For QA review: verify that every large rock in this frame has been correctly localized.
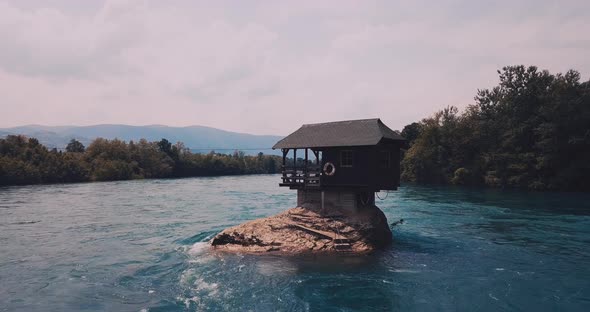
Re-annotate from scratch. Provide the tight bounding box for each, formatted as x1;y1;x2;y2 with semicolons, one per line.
210;204;392;254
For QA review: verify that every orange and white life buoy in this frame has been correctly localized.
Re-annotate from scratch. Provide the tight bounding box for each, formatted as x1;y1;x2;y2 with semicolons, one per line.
323;162;336;176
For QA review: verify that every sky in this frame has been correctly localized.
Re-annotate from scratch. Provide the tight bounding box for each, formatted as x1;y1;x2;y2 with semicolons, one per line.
0;0;589;135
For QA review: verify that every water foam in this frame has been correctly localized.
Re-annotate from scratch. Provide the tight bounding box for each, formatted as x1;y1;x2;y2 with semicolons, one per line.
179;269;220;296
185;242;216;264
390;269;420;273
187;242;210;256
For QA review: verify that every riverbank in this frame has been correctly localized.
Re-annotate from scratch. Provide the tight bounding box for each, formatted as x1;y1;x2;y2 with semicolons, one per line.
0;135;281;186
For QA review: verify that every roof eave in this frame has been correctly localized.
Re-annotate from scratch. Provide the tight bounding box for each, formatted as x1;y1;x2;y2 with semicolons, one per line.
272;140;383;150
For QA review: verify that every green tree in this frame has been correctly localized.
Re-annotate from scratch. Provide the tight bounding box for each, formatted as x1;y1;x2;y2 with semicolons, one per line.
401;122;422;146
401;65;590;191
66;139;85;153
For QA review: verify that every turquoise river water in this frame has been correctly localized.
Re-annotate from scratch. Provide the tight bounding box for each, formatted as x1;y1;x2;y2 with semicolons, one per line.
1;174;589;311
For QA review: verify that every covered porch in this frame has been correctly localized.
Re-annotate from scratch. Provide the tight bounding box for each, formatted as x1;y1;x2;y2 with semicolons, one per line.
279;148;323;189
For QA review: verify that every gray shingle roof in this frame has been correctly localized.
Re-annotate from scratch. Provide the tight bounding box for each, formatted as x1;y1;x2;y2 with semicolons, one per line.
272;118;406;149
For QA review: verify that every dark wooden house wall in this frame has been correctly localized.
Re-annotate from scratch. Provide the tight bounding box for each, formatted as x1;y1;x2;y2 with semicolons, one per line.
318;142;401;191
373;142;401;190
320;147;371;189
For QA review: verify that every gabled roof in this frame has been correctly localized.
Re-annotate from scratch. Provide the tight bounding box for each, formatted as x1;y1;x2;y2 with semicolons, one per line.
272;118;406;149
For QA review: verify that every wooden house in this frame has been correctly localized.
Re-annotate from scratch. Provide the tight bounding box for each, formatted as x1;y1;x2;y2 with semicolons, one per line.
272;118;406;212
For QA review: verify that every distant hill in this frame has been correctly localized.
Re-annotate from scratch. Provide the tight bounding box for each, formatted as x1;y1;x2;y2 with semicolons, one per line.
0;124;283;155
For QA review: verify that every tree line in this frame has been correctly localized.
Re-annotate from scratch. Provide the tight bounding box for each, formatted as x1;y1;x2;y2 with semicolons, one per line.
400;65;590;191
0;136;281;186
3;65;588;191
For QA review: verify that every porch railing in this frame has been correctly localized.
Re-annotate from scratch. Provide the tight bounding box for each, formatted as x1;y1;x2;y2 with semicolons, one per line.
281;165;321;187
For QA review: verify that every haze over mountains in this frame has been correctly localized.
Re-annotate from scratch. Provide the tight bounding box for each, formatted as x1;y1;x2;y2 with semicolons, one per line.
0;124;283;155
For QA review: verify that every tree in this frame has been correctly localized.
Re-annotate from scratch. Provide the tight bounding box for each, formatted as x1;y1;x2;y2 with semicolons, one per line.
401;65;590;191
66;139;85;153
0;135;286;186
400;122;422;146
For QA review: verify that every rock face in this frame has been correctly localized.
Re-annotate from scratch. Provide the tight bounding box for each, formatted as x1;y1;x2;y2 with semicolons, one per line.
210;204;392;254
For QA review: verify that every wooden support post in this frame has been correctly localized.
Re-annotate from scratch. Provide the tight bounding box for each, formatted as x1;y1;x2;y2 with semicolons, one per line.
304;148;308;185
318;151;322;186
282;149;287;167
293;149;297;183
282;149;288;182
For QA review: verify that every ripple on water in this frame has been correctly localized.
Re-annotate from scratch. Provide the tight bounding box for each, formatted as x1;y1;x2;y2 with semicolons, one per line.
1;175;590;311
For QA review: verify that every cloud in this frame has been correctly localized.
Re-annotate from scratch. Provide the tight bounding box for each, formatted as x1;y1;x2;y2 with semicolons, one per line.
0;1;138;80
0;0;589;135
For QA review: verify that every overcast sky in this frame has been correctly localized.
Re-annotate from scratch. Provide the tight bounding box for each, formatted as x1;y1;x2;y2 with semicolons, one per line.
1;0;589;135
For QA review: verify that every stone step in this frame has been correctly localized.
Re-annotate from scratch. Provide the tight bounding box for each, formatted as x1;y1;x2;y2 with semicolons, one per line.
334;243;351;250
333;238;351;244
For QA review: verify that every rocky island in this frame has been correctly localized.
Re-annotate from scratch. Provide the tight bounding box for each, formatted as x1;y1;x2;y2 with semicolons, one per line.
210;203;392;254
211;118;406;255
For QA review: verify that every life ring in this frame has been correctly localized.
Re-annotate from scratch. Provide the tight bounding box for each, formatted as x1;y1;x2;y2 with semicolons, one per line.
323;162;336;176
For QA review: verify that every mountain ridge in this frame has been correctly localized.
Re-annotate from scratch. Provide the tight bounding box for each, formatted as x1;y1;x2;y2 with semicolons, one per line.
0;124;283;155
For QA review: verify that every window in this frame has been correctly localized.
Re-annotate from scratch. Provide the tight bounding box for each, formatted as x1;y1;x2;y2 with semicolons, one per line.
340;150;354;167
380;151;391;168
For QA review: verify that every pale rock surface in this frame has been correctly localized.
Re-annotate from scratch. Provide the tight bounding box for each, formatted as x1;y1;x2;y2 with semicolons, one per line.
210;204;392;254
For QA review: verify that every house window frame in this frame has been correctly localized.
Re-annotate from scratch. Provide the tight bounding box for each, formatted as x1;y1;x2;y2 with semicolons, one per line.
380;150;391;169
340;150;354;168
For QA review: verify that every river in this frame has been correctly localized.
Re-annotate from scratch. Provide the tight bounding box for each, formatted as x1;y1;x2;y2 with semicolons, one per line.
1;175;589;311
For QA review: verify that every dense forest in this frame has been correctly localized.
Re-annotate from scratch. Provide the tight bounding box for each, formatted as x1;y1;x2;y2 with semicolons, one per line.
0;136;280;186
400;65;590;191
